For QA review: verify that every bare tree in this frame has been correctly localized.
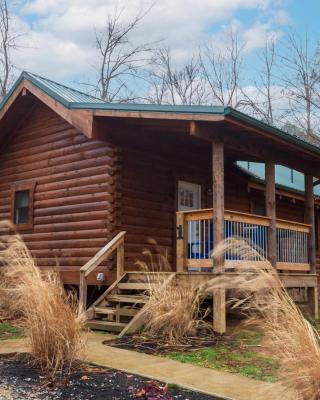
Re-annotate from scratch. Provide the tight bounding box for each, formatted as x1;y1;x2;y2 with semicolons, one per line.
146;47;208;105
280;30;320;139
0;0;18;99
199;29;243;107
94;8;152;102
240;38;279;125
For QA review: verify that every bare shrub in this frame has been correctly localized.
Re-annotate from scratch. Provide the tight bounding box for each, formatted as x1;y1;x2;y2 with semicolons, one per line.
204;238;320;400
0;222;86;381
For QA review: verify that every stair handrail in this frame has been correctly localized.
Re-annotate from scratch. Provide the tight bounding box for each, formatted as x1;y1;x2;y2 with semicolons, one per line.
79;231;126;313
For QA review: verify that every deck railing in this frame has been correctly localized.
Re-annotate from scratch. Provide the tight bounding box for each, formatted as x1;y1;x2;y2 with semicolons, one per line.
176;209;311;272
276;220;309;270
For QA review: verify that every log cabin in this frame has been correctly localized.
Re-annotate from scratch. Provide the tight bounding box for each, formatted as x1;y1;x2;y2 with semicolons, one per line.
0;71;320;335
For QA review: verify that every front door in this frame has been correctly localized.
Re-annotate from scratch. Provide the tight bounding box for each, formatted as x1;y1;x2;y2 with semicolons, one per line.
177;181;203;270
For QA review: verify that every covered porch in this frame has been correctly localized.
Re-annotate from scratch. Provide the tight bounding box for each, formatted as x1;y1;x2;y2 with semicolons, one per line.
174;128;319;334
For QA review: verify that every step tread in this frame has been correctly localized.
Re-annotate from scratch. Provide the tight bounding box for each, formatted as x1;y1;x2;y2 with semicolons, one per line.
107;294;149;304
86;319;126;332
94;306;139;317
118;282;157;290
87;319;126;327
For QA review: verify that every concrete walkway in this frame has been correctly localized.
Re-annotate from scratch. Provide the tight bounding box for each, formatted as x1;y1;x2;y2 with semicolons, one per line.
0;333;296;400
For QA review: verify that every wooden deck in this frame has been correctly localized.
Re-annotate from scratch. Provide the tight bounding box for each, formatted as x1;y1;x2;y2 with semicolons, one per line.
79;231;318;335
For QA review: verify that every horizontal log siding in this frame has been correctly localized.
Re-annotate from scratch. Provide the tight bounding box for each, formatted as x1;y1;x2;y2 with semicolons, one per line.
117;130;250;271
0;103;117;284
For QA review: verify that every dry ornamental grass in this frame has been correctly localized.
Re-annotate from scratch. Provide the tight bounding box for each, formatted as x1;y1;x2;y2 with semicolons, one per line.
138;237;320;399
135;244;212;345
0;221;86;381
204;237;320;400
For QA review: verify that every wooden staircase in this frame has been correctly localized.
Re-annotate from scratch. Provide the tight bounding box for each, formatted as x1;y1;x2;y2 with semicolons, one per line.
85;272;174;337
78;230;176;337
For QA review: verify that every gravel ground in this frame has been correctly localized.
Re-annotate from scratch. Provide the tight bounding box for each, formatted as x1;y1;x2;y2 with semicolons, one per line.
0;354;221;400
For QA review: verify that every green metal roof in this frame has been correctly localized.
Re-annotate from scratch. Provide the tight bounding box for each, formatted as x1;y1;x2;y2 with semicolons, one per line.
237;161;320;196
0;71;105;109
2;71;320;160
27;72;105;104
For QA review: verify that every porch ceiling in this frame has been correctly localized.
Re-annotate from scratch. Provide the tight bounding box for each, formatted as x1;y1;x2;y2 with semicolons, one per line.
92;115;320;178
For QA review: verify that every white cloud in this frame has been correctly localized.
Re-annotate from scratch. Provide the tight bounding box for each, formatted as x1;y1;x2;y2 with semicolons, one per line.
243;22;282;53
11;0;290;84
13;31;94;79
270;9;292;26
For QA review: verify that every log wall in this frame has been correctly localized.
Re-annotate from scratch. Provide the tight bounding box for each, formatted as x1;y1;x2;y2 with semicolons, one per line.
116;130;250;271
0;102;118;284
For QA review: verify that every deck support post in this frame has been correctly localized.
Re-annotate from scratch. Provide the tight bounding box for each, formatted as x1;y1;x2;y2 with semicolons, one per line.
79;271;87;314
212;139;226;334
265;161;276;267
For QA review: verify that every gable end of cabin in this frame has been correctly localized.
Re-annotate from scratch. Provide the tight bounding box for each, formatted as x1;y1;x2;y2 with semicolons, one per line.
0;101;119;285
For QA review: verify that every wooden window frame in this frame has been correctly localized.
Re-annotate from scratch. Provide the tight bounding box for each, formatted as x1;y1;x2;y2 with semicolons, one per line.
10;182;36;230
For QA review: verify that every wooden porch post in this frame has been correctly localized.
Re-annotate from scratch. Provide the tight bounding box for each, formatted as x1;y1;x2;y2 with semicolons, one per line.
265;161;276;267
212;139;226;334
305;174;316;273
176;212;187;272
305;174;318;318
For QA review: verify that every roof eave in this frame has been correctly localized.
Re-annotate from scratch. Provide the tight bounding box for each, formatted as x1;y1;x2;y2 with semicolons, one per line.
225;107;320;158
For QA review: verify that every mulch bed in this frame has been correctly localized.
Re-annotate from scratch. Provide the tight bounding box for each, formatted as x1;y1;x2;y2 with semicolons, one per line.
0;354;220;400
106;334;223;355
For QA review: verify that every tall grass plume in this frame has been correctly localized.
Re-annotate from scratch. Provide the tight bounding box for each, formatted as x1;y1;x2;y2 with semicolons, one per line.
136;244;210;345
203;237;320;400
0;221;86;381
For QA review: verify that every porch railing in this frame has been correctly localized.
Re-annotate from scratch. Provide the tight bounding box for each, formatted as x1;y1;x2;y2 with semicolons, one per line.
176;209;311;272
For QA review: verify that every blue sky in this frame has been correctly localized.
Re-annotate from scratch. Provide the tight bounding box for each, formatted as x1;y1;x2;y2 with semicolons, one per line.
289;1;320;35
10;0;320;89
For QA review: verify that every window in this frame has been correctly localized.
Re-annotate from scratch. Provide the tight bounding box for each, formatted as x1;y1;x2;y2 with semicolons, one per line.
252;202;266;216
177;181;201;211
11;182;36;230
14;190;29;224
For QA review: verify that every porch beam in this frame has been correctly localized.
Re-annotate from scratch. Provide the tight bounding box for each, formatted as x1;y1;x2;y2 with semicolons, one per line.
265;161;276;267
189;121;320;178
305;174;316;273
212;139;226;334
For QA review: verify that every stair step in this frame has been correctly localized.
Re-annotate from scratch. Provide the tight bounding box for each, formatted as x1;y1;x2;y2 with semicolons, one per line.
94;306;139;317
107;295;148;304
86;320;126;332
118;282;157;290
